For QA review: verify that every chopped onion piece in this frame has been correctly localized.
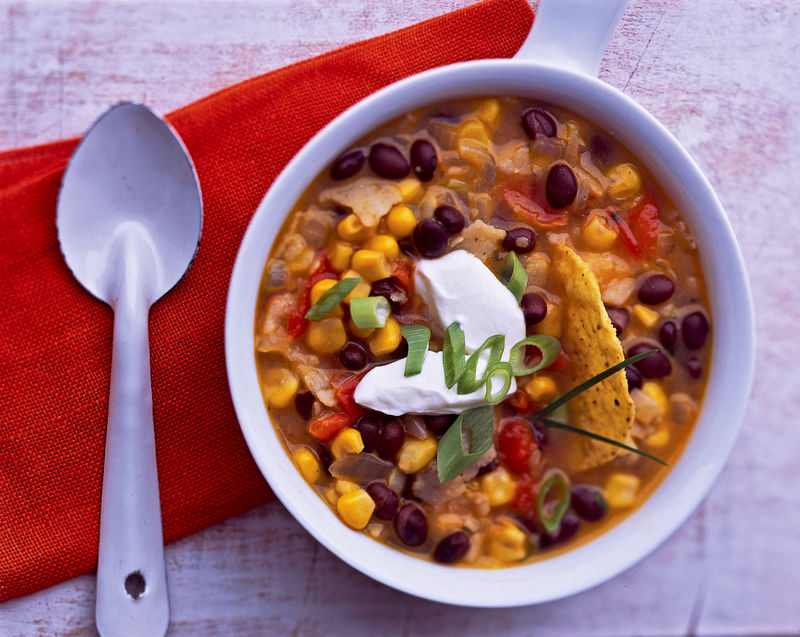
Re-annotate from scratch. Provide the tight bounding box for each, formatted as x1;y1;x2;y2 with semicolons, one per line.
329;453;394;482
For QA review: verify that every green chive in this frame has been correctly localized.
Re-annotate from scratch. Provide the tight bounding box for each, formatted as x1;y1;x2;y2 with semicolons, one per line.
457;334;505;395
305;277;362;319
350;296;390;329
484;362;513;403
539;418;668;466
500;251;527;303
442;322;466;389
536;470;571;534
400;324;430;377
508;334;561;376
536;349;658;418
436;406;494;482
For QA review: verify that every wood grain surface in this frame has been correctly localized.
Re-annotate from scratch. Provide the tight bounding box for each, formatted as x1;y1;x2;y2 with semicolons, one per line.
2;1;799;635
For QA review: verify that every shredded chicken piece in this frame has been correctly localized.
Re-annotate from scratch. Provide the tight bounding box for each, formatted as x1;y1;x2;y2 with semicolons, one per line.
520;252;551;287
413;462;466;506
497;142;534;176
318;179;401;227
459;220;505;264
578;251;633;289
601;277;635;306
293;206;332;249
461;445;497;482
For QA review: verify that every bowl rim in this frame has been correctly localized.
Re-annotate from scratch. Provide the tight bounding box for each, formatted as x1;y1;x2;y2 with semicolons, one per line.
225;58;755;607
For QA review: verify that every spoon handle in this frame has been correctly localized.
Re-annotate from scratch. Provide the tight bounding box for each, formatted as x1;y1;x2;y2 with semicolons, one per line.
96;286;169;637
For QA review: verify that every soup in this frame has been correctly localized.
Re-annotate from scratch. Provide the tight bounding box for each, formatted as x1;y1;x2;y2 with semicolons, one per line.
253;96;710;567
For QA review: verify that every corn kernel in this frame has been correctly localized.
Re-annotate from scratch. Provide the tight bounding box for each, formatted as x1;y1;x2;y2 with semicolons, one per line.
642;382;670;419
524;375;558;404
340;269;372;304
329;241;354;272
325;487;339;505
368;316;402;357
335;479;359;495
535;302;562;338
293;447;321;483
644;427;670;448
365;234;400;262
632;304;660;328
348;316;375;339
457;119;490;146
397;177;423;203
305;317;347;354
476;98;501;128
397;438;438;474
286;247;315;274
337;213;375;243
607;163;642;200
351;249;391;282
487;519;528;562
330;427;365;459
386;205;417;239
309;278;344;318
337;488;376;530
480;466;515;506
605;473;641;508
582;215;618;250
263;367;299;409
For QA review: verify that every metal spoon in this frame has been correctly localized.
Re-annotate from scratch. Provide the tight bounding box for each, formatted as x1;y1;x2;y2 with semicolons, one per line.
57;102;202;637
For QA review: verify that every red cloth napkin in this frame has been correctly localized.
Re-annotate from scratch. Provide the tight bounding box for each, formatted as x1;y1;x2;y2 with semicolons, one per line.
0;0;533;602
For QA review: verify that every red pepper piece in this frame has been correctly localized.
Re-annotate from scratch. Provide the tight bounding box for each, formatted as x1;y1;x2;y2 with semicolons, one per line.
287;252;336;340
504;390;533;415
628;196;660;257
503;190;569;228
497;417;538;474
308;413;351;443
550;349;569;371
604;207;642;259
512;471;537;514
391;257;415;295
334;374;365;423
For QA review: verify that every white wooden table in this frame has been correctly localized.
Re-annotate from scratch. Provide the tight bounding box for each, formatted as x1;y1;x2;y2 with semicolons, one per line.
2;1;799;635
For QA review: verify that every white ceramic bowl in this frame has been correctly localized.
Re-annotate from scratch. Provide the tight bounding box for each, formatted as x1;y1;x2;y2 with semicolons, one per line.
225;0;754;606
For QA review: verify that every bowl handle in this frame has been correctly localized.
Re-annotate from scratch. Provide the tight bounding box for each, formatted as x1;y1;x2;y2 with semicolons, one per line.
515;0;629;77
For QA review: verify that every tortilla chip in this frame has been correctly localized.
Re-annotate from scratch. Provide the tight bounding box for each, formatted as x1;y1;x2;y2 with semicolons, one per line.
319;178;402;227
551;244;634;470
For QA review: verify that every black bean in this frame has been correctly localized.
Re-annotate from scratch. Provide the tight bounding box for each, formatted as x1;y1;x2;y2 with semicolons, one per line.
433;205;465;234
410;139;438;182
399;240;417;257
475;458;500;477
389;339;408;360
521;293;548;326
402;473;417;501
370;277;408;311
412;218;449;258
521;107;556;139
571;485;607;522
589;134;612;164
369;143;410;179
626;366;643;390
377;419;405;459
355;416;382;453
531;421;548;448
503;227;537;253
434;531;471;564
294;391;314;420
339;342;367;370
658;320;678;350
366;482;399;520
315;445;332;472
686;357;703;379
545;164;578;209
628;343;672;379
541;513;580;548
682;312;710;350
394;504;428;547
424;414;457;436
637;274;675;305
606;306;629;335
330;149;365;181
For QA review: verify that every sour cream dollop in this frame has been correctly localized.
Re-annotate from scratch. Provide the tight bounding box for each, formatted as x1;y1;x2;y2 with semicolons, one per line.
354;250;526;415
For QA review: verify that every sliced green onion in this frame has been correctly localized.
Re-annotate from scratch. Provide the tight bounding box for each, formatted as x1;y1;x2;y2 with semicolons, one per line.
547;397;569;424
484;362;513;403
350;296;390;329
305;277;361;319
457;334;505;395
536;470;571;534
536;349;658;418
539;418;668;466
500;251;527;303
508;334;561;376
443;322;466;388
436;406;494;482
400;324;430;377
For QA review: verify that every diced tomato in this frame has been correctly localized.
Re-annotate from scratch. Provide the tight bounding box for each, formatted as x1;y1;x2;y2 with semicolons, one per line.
628;196;660;257
512;472;537;514
503;190;568;228
308;413;351;443
497;418;538;474
505;390;533;415
334;374;365;422
604;207;642;259
287;252;336;340
550;349;569;371
391;257;414;294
